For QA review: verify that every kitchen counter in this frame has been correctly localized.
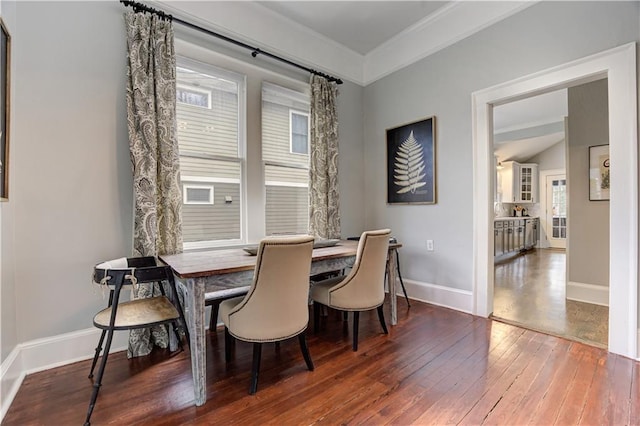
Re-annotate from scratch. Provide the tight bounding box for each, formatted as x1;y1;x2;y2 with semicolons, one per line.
494;216;538;221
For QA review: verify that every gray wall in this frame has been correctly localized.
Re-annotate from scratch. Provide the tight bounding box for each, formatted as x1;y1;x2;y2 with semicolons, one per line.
527;140;566;172
2;1;364;349
567;79;610;287
0;0;17;365
362;1;639;291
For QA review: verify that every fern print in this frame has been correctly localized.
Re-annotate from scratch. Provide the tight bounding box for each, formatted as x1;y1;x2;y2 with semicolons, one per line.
393;130;427;194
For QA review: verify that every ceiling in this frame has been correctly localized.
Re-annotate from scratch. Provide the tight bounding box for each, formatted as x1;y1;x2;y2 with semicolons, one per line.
493;89;568;163
256;1;564;161
257;1;449;55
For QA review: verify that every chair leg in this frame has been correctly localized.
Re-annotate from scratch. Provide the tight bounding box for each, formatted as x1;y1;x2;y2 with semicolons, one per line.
249;343;262;395
84;328;115;426
396;252;411;307
377;305;389;334
209;302;220;331
88;330;107;379
224;327;234;363
298;333;314;371
352;311;359;351
313;302;321;333
343;311;348;321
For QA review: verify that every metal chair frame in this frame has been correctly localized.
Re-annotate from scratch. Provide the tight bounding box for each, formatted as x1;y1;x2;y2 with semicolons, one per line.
84;257;189;426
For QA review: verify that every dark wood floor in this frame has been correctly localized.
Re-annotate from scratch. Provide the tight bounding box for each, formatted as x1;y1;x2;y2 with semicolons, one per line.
4;299;639;425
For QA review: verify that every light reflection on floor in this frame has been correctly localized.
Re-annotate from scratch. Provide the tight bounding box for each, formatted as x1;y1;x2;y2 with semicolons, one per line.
493;248;608;348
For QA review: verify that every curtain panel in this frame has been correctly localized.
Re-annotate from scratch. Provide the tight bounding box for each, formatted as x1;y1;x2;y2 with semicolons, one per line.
125;11;183;357
309;75;340;239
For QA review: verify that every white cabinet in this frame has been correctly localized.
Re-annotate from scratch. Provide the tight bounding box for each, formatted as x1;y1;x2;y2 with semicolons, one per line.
498;161;538;203
518;163;538;203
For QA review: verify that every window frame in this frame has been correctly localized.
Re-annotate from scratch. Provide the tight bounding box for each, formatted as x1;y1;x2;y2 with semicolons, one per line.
176;56;247;250
183;183;214;205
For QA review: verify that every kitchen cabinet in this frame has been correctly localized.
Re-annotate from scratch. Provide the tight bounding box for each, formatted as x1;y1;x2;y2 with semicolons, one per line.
524;218;539;249
498;161;538;203
494;221;504;256
495;218;538;258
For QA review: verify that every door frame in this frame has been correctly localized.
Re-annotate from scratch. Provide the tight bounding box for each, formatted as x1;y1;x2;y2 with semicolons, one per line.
472;43;638;359
540;169;567;249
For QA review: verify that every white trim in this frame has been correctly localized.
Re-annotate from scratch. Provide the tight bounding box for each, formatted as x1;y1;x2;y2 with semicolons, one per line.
1;347;24;423
472;43;638;359
265;180;308;188
402;278;473;314
0;328;128;421
566;281;609;307
181;175;240;185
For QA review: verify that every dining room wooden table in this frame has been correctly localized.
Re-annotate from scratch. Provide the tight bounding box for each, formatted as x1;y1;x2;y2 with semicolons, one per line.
160;239;402;406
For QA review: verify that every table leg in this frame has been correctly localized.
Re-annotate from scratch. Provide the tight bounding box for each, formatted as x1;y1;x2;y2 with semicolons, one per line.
183;277;207;406
388;249;398;325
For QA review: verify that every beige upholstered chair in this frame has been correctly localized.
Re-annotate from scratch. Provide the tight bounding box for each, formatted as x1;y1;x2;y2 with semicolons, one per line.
219;235;315;394
310;229;391;351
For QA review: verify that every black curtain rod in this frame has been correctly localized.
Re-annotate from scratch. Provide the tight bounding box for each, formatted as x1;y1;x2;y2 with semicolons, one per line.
120;0;343;84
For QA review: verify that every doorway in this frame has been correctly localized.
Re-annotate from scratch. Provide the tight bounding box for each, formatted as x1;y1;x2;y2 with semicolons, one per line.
472;43;638;359
543;172;567;249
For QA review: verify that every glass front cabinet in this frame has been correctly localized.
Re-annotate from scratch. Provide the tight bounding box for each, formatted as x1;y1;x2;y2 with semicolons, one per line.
499;161;538;203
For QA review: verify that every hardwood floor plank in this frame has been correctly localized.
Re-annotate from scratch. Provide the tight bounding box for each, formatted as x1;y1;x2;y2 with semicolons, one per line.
553;346;601;425
454;329;548;424
2;300;638;426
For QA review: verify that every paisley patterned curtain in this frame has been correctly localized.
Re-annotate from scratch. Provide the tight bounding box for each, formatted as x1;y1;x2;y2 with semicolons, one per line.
125;11;183;357
309;75;340;239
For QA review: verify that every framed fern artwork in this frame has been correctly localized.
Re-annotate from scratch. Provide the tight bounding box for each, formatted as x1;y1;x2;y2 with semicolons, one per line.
386;117;436;204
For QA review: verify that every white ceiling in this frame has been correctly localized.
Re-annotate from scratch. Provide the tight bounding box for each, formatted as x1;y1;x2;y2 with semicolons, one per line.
257;1;449;55
493;89;568;162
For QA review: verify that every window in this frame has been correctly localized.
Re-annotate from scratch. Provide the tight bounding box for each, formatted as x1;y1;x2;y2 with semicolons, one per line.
177;84;211;109
290;111;309;154
183;184;214;205
176;58;245;248
262;82;310;235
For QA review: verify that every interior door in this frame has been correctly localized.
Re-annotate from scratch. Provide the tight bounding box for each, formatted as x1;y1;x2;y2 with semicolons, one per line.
545;174;567;249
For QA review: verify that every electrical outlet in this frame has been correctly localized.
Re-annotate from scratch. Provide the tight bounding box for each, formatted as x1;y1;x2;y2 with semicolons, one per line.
427;240;434;251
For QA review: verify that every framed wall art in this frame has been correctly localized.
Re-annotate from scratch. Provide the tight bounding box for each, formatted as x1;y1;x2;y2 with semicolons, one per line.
589;144;609;201
386;116;436;204
0;18;10;201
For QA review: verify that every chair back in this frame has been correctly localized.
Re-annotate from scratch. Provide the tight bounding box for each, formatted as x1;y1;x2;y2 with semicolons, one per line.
225;235;315;341
328;229;391;309
93;256;173;289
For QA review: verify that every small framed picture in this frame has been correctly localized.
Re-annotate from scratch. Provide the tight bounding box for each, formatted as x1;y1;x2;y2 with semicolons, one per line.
589;144;609;201
386;117;436;204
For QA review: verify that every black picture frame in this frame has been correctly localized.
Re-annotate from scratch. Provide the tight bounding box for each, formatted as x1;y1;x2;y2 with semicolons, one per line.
589;144;609;201
386;116;436;204
0;18;10;201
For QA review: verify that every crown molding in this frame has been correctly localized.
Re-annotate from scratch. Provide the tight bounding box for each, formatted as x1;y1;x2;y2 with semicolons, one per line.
157;1;537;87
363;1;537;85
157;1;364;84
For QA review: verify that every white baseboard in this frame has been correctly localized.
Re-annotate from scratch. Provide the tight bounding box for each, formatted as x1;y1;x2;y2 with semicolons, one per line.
0;328;128;422
400;278;473;314
566;281;609;306
1;346;24;422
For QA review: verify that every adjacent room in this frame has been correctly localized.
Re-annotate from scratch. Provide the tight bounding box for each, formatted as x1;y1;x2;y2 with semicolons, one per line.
1;1;639;424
